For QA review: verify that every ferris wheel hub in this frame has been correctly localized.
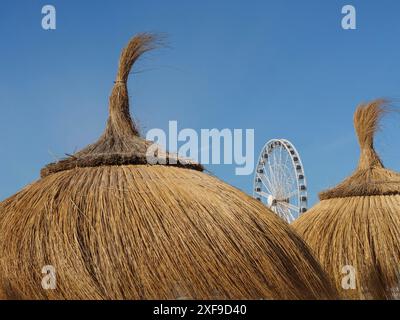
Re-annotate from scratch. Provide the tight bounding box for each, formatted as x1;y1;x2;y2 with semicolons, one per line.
267;195;276;207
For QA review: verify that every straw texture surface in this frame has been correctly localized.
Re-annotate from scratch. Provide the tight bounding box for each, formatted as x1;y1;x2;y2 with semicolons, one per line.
0;165;337;299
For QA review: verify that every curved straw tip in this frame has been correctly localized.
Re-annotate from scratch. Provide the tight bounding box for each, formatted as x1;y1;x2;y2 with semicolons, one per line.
126;32;166;52
354;98;391;146
355;98;390;117
116;32;166;83
133;31;167;43
352;98;393;170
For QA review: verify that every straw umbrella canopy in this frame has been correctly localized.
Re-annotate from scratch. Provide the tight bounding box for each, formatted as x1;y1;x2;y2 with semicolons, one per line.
0;34;337;300
293;99;400;299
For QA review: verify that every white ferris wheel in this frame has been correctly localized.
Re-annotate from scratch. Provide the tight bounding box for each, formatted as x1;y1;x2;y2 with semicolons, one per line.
253;139;308;223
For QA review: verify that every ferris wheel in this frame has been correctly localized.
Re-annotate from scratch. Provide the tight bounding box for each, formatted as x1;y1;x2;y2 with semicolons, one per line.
253;139;308;223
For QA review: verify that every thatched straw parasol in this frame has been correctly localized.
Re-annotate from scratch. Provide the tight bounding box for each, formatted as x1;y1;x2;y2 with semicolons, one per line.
293;99;400;299
0;33;337;300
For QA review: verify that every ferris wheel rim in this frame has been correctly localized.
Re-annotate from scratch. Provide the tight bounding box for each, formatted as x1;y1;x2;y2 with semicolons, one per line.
253;138;308;223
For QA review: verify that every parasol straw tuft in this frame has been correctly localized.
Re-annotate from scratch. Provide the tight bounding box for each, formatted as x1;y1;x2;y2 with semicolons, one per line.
319;99;399;200
0;33;337;300
41;33;202;177
354;98;387;169
293;99;400;299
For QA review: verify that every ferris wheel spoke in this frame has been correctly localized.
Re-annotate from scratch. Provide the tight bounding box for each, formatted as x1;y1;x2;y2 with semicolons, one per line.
276;147;283;187
283;164;296;183
277;175;291;198
272;163;283;196
257;173;274;195
280;201;300;212
287;209;296;222
268;152;277;186
286;211;296;223
278;152;285;188
276;149;284;187
254;190;271;199
274;205;284;219
273;149;281;187
281;169;296;196
283;150;290;170
276;169;284;196
279;160;293;195
277;205;292;222
278;204;294;220
285;190;300;199
263;163;276;193
262;164;276;194
277;181;287;199
266;161;278;194
280;148;288;187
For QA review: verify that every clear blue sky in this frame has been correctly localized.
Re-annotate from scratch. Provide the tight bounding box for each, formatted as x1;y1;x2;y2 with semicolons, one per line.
1;0;399;205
